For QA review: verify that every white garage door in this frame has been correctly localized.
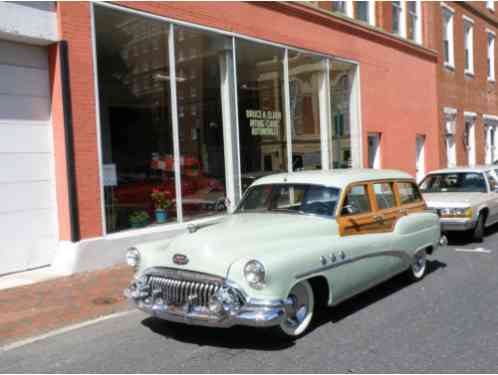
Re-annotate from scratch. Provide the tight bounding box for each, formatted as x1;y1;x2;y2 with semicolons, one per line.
0;40;58;275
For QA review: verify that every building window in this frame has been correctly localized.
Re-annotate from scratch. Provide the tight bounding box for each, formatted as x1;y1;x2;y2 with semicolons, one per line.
464;114;476;166
442;6;455;68
392;1;405;37
487;0;495;11
331;1;353;17
463;18;474;75
487;31;496;81
444;109;457;167
407;1;422;44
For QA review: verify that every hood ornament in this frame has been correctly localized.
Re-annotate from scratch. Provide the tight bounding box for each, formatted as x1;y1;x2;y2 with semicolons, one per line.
173;253;189;265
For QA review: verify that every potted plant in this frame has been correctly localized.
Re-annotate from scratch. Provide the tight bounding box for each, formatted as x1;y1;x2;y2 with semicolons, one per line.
128;210;150;228
151;188;173;223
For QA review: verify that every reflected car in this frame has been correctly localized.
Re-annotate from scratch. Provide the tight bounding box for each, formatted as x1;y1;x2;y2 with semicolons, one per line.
125;169;441;338
420;166;498;242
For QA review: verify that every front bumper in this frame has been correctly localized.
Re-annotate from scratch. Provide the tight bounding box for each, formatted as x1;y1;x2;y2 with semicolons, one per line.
124;282;287;328
440;217;476;232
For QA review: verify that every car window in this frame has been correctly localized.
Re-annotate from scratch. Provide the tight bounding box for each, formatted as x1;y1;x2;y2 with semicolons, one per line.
420;173;487;193
341;185;371;216
273;185;306;210
373;182;396;210
397;182;423;205
486;171;498;191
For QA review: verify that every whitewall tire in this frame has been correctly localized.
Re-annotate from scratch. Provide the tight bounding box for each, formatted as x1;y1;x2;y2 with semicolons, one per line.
274;280;315;339
408;249;427;281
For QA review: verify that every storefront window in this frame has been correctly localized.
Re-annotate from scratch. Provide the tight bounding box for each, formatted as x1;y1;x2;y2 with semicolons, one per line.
174;26;231;220
288;51;324;171
330;60;355;169
236;40;287;191
94;6;177;233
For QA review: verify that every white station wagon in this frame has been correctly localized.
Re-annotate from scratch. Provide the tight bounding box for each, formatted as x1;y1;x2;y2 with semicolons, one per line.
125;169;441;338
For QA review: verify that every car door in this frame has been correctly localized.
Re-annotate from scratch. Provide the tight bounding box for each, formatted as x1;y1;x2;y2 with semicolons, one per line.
332;181;399;300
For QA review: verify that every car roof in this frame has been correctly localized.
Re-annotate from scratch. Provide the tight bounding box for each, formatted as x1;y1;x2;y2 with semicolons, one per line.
251;169;414;189
427;165;498;174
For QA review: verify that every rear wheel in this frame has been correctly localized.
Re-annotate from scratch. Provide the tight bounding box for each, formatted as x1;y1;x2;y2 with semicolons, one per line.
407;249;427;281
272;280;314;339
472;213;485;243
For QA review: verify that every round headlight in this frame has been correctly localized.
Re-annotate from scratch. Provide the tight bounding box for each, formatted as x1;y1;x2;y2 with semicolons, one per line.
243;260;266;289
126;247;140;268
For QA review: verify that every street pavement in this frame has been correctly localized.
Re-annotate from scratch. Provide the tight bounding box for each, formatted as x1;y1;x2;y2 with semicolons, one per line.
1;228;498;372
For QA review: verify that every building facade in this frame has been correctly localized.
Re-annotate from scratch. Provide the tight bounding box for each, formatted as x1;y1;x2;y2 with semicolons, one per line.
0;1;493;276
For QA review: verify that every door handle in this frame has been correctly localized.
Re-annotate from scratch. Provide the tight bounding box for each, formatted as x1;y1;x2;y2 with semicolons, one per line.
373;215;384;223
399;209;408;215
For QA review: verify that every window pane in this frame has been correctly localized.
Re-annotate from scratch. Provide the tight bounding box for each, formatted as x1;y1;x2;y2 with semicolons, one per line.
373;183;396;209
397;182;422;205
392;2;401;34
236;40;287;191
288;51;324;171
174;26;230;221
331;1;346;13
355;1;369;22
330;60;354;168
94;6;177;233
342;185;371;215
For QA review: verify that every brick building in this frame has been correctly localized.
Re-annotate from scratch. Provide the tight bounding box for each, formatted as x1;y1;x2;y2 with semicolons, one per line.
0;1;495;276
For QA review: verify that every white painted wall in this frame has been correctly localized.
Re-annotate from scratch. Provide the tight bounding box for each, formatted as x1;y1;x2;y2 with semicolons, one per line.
0;2;58;45
0;40;58;275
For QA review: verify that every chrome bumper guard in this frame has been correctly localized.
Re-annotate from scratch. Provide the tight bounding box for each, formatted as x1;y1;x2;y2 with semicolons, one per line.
124;274;287;328
440;218;476;232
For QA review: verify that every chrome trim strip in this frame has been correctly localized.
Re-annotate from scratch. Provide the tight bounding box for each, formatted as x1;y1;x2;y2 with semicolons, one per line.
294;250;411;279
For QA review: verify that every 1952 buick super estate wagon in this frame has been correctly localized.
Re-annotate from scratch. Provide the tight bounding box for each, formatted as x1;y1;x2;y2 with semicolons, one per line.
125;169;441;338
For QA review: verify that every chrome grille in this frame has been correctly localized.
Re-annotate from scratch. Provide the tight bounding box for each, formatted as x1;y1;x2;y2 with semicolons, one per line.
148;275;222;307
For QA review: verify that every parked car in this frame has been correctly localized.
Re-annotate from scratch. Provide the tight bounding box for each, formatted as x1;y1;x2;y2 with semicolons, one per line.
420;166;498;242
125;169;441;338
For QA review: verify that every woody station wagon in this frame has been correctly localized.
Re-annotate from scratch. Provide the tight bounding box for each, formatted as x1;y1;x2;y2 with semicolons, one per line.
125;169;441;338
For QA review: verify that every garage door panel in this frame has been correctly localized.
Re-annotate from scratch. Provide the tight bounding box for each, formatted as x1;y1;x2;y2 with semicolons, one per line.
0;65;49;97
0;123;52;153
0;153;54;183
0;209;57;273
0;40;48;69
0;94;49;121
0;181;56;214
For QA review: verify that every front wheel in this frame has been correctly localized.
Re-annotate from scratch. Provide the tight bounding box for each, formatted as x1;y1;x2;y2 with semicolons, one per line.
472;214;485;243
272;280;315;339
407;249;427;282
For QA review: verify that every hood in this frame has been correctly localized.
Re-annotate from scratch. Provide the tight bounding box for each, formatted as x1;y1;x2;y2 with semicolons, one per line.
423;192;487;207
137;213;337;277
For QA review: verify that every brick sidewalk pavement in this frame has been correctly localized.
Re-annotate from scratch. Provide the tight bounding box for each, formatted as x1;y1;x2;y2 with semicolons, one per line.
0;265;134;347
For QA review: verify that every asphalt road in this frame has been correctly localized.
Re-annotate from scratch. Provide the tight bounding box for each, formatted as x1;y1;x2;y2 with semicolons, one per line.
2;228;498;372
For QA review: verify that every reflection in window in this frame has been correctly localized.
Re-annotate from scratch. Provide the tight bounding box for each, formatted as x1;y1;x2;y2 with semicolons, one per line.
330;60;354;169
236;40;287;191
288;52;324;171
174;25;230;221
397;182;422;204
342;185;371;215
373;183;396;209
95;6;176;232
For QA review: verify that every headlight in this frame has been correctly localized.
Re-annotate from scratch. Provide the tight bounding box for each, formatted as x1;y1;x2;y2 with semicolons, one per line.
126;247;140;268
243;260;266;289
440;207;473;218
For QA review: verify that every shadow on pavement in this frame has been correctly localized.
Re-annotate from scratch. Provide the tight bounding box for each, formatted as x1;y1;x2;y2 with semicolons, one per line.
445;222;498;246
141;259;446;348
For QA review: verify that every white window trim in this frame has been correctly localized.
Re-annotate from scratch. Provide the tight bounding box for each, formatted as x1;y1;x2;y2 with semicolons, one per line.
368;1;376;27
444;109;457;168
463;16;474;76
392;1;407;38
487;29;496;82
345;1;353;18
408;0;423;44
464;112;477;166
441;4;455;69
487;0;495;11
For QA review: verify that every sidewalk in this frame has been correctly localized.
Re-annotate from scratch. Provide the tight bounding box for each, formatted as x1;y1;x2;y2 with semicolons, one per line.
0;265;134;347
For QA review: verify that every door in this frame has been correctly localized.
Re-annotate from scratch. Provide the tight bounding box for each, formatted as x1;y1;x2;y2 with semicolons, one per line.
465;119;476;166
484;171;498;224
333;182;397;300
416;135;425;183
0;41;58;275
368;133;381;169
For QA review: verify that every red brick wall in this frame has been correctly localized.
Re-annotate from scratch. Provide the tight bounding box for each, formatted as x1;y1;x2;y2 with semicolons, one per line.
429;1;498;167
53;2;103;239
53;1;440;239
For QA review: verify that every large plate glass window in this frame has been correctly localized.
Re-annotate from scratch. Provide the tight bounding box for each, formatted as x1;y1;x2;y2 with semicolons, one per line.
329;60;355;169
94;6;177;232
288;51;325;171
235;40;286;192
174;25;231;221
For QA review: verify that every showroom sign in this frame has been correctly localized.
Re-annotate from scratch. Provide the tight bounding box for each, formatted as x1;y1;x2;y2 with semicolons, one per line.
246;109;282;136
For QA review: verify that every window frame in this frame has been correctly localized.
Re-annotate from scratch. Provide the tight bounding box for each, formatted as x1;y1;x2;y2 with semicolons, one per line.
487;30;496;82
392;1;406;38
463;16;474;76
407;1;422;44
441;4;455;69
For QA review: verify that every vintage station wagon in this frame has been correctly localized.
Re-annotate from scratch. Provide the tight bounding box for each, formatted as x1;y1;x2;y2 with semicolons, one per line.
125;169;441;338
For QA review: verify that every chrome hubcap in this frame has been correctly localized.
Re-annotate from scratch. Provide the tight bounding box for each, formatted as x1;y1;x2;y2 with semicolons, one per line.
285;284;309;328
413;252;426;275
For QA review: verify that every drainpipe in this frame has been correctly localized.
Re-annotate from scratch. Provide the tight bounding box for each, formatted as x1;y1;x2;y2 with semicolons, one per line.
59;40;80;242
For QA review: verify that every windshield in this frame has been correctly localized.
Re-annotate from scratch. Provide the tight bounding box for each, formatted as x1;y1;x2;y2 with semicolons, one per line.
420;172;487;193
236;184;341;218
